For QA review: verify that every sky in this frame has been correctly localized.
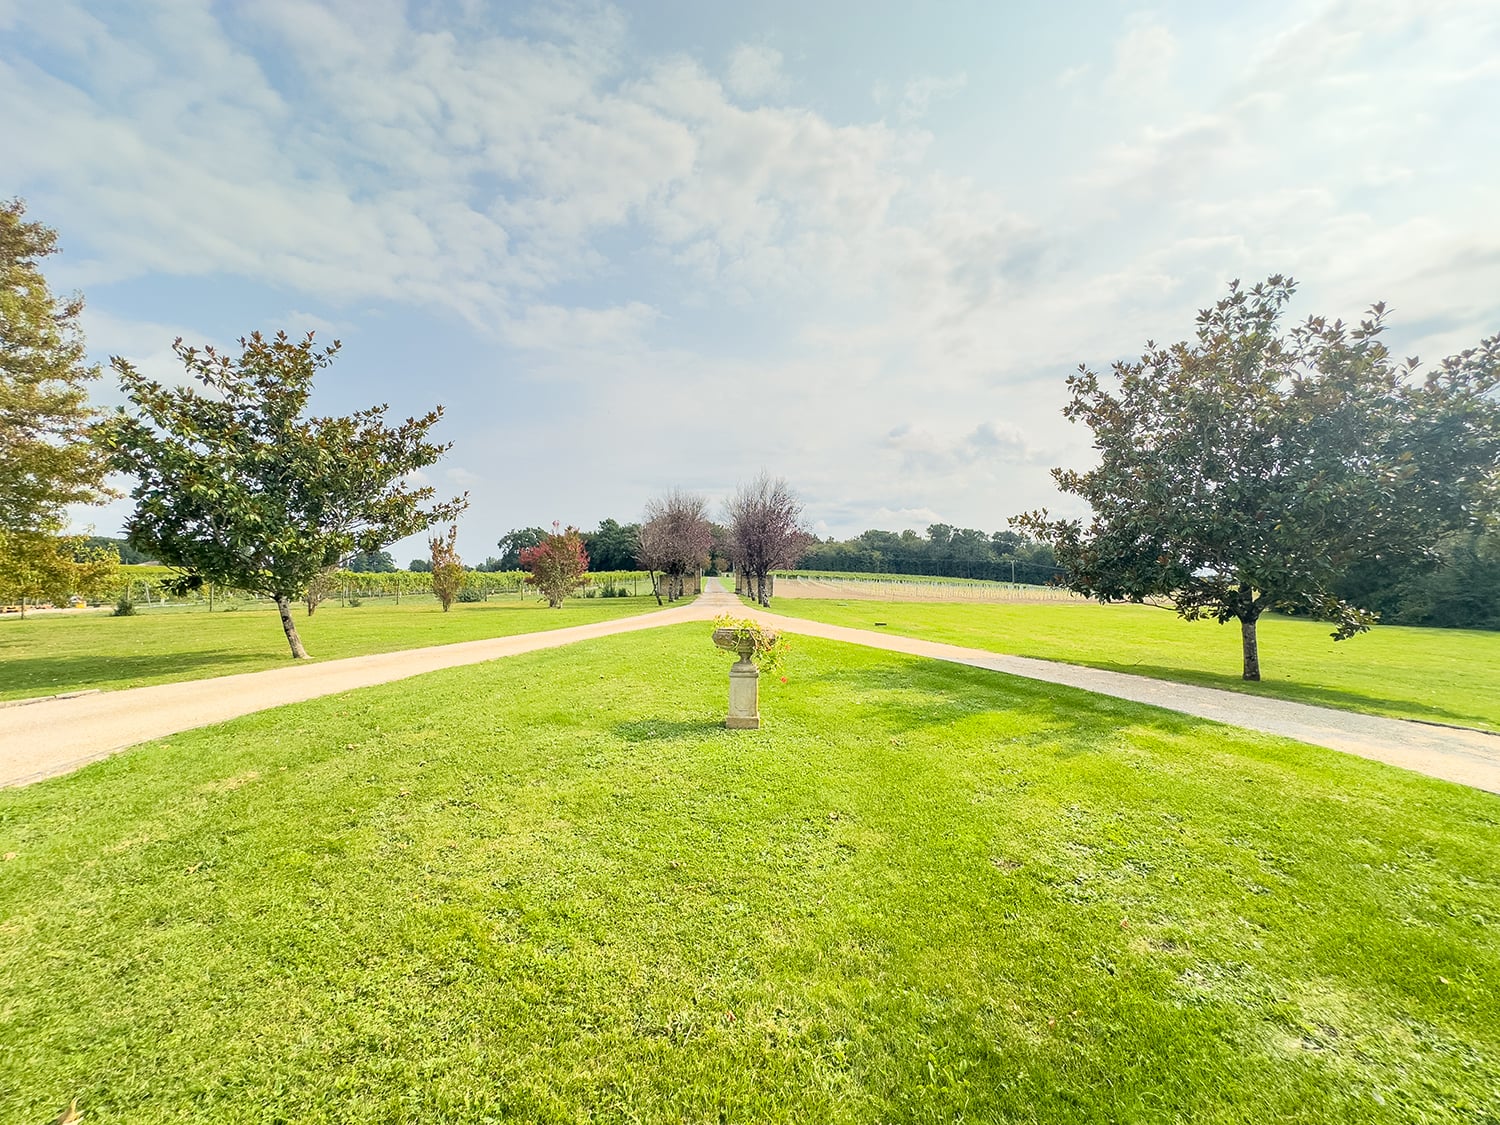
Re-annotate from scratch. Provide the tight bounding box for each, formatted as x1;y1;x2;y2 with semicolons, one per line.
5;0;1499;565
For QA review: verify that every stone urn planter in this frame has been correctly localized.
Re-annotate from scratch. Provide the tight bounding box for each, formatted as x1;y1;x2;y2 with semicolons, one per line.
711;625;777;729
712;626;760;664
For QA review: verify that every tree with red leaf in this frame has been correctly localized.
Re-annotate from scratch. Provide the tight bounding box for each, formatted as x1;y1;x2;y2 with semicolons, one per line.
520;522;590;608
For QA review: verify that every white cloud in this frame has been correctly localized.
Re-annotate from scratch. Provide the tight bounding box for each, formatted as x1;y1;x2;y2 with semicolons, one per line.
897;72;967;121
724;43;786;100
8;1;1499;546
1106;22;1177;97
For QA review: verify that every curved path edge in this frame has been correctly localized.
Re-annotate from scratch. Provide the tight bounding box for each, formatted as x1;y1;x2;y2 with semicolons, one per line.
3;581;1497;795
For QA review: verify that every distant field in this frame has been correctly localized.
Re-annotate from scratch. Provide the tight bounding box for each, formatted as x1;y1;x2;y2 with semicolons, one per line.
67;565;656;611
2;628;1495;1122
775;569;1051;587
772;572;1078;603
0;597;667;702
757;598;1500;732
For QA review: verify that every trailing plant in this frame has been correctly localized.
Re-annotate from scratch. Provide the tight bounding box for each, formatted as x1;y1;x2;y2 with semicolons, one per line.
712;613;790;676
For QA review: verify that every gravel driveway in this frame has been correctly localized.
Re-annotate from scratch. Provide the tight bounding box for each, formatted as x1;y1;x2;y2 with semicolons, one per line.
3;580;1496;794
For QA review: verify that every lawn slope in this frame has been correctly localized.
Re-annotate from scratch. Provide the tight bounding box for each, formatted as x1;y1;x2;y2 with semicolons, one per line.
1;626;1495;1122
757;598;1500;731
0;597;668;701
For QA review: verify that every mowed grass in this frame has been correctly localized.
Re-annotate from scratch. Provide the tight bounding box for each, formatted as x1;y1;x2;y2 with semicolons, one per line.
2;626;1496;1123
758;598;1500;732
0;597;668;701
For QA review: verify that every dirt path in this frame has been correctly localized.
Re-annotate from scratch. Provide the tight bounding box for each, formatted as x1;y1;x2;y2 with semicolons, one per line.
3;578;1497;795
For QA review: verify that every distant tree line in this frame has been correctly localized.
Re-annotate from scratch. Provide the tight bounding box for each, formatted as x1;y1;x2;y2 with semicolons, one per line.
1333;529;1500;631
798;525;1060;584
478;517;1057;586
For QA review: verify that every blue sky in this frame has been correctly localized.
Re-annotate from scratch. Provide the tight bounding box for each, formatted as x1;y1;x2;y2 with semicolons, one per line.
5;0;1498;564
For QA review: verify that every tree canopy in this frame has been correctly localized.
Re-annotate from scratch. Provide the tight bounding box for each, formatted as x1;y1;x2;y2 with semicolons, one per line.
520;525;590;607
637;489;712;603
108;331;466;658
495;527;546;571
1018;276;1500;679
726;473;812;606
0;199;112;536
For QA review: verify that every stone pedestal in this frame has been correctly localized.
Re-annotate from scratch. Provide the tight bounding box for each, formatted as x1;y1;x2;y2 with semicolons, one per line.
726;660;761;729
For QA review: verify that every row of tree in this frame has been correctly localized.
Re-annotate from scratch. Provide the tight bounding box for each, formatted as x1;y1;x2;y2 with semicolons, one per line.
797;526;1059;583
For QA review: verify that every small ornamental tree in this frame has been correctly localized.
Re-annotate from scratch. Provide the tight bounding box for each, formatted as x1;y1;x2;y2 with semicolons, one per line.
429;525;464;611
303;567;339;616
108;331;467;659
520;523;590;608
725;473;813;606
1017;277;1500;680
637;488;713;604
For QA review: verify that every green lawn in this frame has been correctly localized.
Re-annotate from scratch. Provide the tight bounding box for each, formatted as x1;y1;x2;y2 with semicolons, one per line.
2;626;1495;1122
757;598;1500;732
0;597;667;701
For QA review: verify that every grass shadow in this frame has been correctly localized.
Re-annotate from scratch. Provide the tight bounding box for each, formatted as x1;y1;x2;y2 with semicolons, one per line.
613;718;727;743
0;651;273;698
797;656;1206;746
1082;659;1498;732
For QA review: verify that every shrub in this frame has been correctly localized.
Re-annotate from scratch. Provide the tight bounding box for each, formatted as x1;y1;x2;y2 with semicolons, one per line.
429;526;464;611
112;594;136;617
519;524;590;608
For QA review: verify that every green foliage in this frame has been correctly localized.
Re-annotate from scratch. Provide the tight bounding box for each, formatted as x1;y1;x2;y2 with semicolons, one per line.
0;200;114;538
712;612;790;675
347;549;398;573
107;331;467;658
799;526;1058;583
408;558;432;573
1336;529;1500;630
1020;277;1500;680
80;536;150;565
584;517;641;572
0;530;118;616
495;527;546;571
112;593;136;617
1;631;1496;1121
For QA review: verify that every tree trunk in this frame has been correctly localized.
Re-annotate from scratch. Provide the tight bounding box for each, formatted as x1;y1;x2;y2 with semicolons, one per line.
756;571;769;607
1240;614;1261;681
275;594;311;659
648;569;662;606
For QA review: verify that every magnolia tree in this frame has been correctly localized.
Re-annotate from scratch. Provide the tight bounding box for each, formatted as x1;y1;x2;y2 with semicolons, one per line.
108;331;467;659
726;472;813;606
638;488;713;604
429;525;464;611
520;524;590;608
1017;276;1500;680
